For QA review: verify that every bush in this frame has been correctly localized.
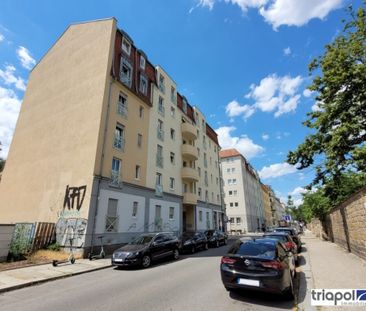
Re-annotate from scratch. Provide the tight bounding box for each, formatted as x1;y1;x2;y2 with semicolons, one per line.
47;242;61;251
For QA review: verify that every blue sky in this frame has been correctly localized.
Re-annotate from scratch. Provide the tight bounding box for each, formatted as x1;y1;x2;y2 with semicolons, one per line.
0;0;361;205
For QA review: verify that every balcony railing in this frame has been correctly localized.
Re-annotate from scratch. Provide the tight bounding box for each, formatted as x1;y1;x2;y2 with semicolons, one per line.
113;136;125;151
117;104;128;118
111;170;121;185
155;184;163;197
158;105;165;117
181;123;197;140
183;192;198;205
157;128;164;141
105;215;119;232
156;155;164;168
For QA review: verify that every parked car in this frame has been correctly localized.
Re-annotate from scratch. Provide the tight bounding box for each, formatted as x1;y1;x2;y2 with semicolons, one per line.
204;230;228;248
263;232;298;265
220;238;295;299
273;227;302;252
180;232;208;253
112;232;180;268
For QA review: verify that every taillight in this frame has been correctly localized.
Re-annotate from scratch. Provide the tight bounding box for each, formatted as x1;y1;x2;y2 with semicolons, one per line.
260;260;284;270
285;242;296;250
221;257;236;264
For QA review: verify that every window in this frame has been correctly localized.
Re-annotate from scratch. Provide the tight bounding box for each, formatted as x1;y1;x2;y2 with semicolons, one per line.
197;147;200;157
157;119;164;141
204;171;208;186
169;177;175;190
135;165;140;180
236;217;241;224
139;106;144;118
204;153;207;167
197;130;200;139
155;205;162;230
170;106;175;118
231;168;235;173
232;179;237;185
170;86;176;103
182;98;187;113
228;179;232;185
199;211;203;222
198;187;202;198
158;96;165;116
169;207;174;220
211;174;213;183
217;194;219;202
203;136;207;149
122;38;131;55
156;145;163;168
230;203;233;207
229;191;233;196
140;55;145;69
170;152;175;165
156;173;162;185
114;124;125;150
111;158;121;184
132;201;138;217
169;128;175;140
117;92;128;118
211;192;214;201
214;146;217;153
205;190;208;202
198;167;201;177
120;57;132;87
230;217;234;224
234;190;238;196
139;74;147;95
137;134;142;148
202;119;205;129
159;74;165;93
226;168;230;173
235;202;239;207
105;199;118;232
216;177;219;185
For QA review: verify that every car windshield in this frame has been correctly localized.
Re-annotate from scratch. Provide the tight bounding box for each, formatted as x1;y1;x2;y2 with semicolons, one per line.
205;230;215;237
231;241;276;259
130;235;154;245
264;235;287;243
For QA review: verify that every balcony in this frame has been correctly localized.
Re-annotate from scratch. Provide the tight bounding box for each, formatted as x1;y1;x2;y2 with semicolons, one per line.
117;103;128;118
181;144;198;160
183;192;198;205
113;136;125;151
155;184;163;197
181;123;197;140
181;167;199;182
157;128;164;141
110;170;121;186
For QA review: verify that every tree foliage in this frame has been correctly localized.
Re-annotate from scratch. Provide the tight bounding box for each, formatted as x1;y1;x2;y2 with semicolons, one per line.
287;4;366;187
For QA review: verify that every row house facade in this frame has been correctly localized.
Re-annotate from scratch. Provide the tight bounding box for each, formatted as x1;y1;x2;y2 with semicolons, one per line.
219;149;265;233
0;18;224;253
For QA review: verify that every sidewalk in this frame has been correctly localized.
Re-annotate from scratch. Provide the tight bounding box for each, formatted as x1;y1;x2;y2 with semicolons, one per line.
0;258;112;293
298;230;366;310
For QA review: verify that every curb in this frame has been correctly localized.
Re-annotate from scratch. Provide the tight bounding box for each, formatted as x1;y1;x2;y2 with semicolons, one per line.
0;264;112;294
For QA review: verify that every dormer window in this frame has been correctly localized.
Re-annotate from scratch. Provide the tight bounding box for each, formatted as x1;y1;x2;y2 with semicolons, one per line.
140;55;146;70
159;74;165;93
182;98;187;114
122;38;131;55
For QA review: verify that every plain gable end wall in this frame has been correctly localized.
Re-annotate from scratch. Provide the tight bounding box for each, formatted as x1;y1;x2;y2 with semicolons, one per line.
0;19;116;223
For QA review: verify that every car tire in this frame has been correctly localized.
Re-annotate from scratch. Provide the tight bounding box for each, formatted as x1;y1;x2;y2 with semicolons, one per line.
216;240;220;248
205;243;209;250
142;255;151;268
173;249;180;260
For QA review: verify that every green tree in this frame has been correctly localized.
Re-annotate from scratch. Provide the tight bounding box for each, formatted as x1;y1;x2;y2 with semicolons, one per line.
287;4;366;187
0;141;5;172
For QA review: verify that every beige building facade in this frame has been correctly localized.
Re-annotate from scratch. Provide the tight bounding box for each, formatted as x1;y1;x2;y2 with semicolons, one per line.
0;18;224;252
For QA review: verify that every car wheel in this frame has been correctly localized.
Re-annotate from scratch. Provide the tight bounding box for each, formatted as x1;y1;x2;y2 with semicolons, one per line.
173;249;180;260
205;243;209;250
142;255;151;268
216;240;220;248
191;246;195;254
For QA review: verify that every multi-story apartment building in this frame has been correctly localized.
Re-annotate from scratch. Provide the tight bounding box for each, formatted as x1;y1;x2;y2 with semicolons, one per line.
219;149;265;233
261;183;272;228
0;18;224;253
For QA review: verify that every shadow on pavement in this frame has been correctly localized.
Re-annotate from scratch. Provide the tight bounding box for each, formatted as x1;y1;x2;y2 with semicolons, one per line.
228;288;294;309
296;271;306;305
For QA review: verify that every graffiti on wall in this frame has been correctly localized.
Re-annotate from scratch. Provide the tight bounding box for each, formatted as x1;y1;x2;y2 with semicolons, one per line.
63;185;87;211
56;217;87;247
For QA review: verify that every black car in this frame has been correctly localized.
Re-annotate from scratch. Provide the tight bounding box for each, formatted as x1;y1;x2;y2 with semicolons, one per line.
220;238;295;299
273;227;302;252
263;232;298;265
180;232;208;253
112;232;180;268
204;230;228;248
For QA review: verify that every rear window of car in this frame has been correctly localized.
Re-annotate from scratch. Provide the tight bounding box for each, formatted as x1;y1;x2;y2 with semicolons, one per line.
230;241;276;259
275;228;294;234
264;235;287;243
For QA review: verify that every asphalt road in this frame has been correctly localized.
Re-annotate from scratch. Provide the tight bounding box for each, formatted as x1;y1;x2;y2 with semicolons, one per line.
0;244;295;311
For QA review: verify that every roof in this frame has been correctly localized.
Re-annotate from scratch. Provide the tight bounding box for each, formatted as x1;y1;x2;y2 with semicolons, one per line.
219;149;242;159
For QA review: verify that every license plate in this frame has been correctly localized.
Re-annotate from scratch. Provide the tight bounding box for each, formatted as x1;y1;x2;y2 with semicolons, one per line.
114;258;124;262
237;278;260;287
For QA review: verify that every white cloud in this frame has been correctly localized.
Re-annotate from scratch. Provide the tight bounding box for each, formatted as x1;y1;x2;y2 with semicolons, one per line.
293;198;303;207
303;89;313;97
258;162;298;179
225;100;255;119
283;47;291;55
0;86;22;158
289;186;307;196
215;126;264;159
0;65;26;91
197;0;342;29
262;133;269;140
16;46;36;70
0;33;4;42
260;0;343;30
246;74;303;117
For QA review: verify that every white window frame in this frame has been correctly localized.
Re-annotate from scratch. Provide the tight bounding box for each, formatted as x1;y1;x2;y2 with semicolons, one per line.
122;38;131;55
140;55;146;69
139;74;148;95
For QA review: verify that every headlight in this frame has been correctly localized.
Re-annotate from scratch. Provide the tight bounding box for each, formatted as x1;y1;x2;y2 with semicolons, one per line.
127;252;138;258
